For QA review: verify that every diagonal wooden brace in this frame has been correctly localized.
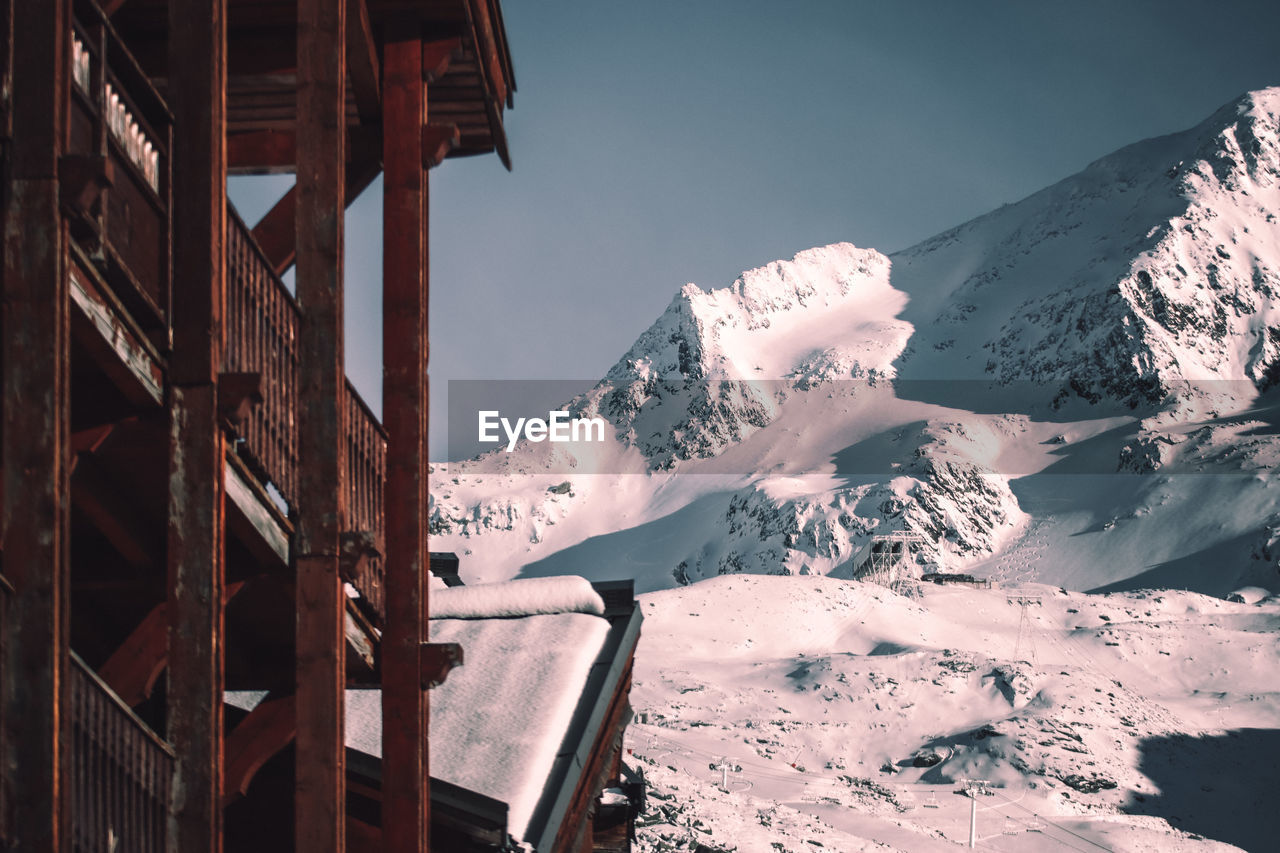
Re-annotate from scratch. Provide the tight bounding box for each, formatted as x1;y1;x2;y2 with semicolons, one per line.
421;37;462;84
223;693;298;805
420;642;463;689
217;371;264;429
98;580;247;707
59;154;114;215
339;529;381;584
421;124;461;169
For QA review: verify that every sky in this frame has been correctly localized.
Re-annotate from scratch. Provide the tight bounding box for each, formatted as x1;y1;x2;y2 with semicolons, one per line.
228;0;1280;458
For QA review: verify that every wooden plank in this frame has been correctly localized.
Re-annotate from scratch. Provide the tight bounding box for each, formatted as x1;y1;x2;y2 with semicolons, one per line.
466;0;507;106
294;0;348;849
166;2;228;853
381;28;429;853
461;0;510;169
1;0;70;848
69;261;165;407
224;461;290;566
346;0;380;124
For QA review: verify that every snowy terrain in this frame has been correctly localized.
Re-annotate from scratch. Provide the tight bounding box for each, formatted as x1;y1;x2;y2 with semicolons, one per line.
429;89;1280;850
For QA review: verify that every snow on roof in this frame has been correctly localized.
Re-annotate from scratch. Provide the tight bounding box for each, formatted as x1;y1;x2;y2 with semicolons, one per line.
428;574;605;620
226;576;612;844
346;610;610;842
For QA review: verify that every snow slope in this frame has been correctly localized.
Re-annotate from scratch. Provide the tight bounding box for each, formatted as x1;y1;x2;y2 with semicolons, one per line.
626;576;1280;853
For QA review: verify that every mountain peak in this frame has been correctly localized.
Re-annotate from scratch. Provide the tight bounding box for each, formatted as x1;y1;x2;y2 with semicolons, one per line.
612;242;900;383
886;85;1280;407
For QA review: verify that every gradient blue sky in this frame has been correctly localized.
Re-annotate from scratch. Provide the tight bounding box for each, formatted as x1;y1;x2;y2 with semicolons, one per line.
229;0;1280;457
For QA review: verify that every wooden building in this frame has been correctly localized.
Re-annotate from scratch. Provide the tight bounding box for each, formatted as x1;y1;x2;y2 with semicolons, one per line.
0;0;640;850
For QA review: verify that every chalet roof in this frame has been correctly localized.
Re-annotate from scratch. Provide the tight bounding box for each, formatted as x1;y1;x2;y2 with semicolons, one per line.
104;0;516;167
225;578;642;851
349;610;610;845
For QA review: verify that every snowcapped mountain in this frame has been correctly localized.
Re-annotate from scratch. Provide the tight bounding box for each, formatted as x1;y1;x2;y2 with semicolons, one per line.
893;88;1280;406
429;88;1280;851
432;87;1280;598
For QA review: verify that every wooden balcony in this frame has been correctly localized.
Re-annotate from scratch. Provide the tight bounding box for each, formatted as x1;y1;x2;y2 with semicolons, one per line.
70;651;173;853
68;0;172;343
226;208;388;621
63;6;390;623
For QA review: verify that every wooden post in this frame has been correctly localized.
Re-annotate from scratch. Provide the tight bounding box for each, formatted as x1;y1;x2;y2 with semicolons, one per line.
381;28;429;853
295;0;347;850
166;1;228;852
1;0;70;849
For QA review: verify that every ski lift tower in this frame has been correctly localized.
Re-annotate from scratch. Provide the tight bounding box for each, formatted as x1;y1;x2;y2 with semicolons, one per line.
862;530;929;590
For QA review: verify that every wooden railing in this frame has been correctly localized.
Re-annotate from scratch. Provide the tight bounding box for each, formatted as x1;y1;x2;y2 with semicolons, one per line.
70;652;173;853
225;210;389;620
346;381;388;616
226;208;301;511
69;2;172;334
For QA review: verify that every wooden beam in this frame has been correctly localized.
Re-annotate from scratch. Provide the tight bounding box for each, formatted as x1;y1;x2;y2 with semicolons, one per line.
217;371;264;429
224;694;297;805
461;0;511;170
346;0;380;123
71;423;117;456
58;153;113;216
421;123;460;169
295;0;348;849
249;187;297;276
419;642;462;688
99;581;247;709
250;156;380;277
1;0;71;847
229;126;382;175
421;37;461;84
166;1;228;852
71;452;156;568
101;603;169;708
227;130;297;174
381;29;430;853
466;0;507;106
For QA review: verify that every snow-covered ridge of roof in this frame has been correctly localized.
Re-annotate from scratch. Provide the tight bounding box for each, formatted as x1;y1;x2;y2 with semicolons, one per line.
428;575;605;620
